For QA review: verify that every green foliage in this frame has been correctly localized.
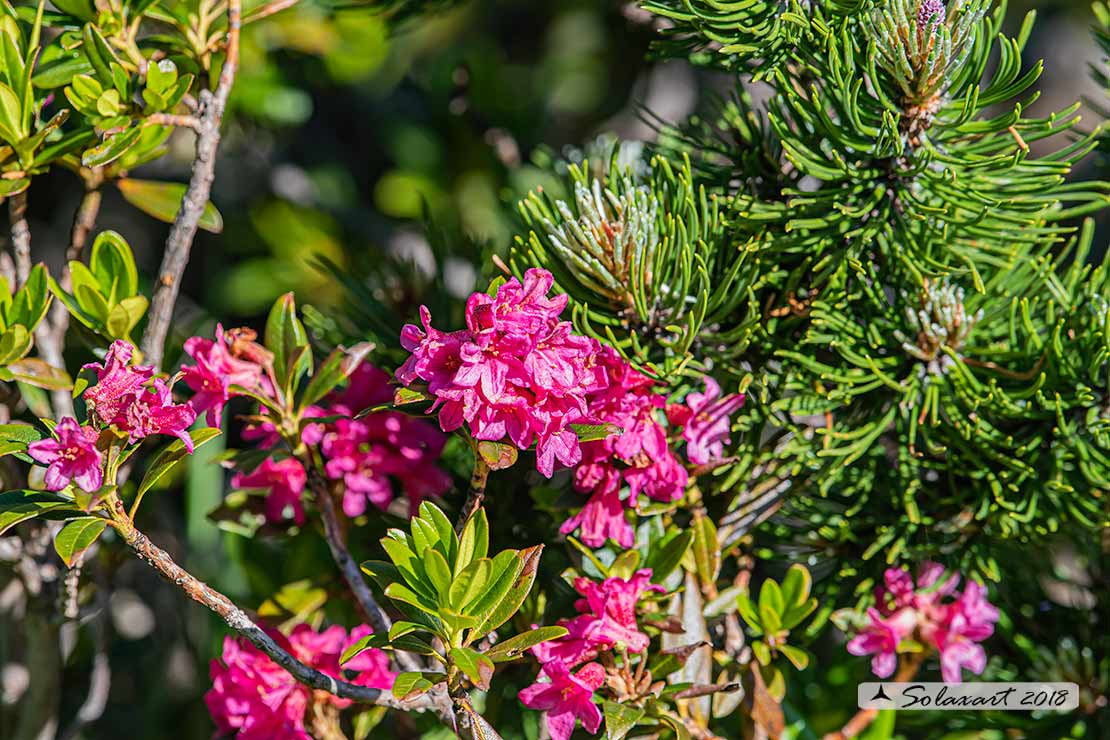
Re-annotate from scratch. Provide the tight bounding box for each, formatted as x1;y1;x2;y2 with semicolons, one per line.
737;564;818;669
50;231;146;343
353;503;559;699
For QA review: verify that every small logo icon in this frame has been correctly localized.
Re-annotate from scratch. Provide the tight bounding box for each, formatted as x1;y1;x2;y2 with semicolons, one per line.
870;685;892;703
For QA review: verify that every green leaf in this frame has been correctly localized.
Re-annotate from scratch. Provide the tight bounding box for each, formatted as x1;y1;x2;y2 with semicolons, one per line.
264;292;309;394
32;52;92;89
379;537;436;600
0;490;75;535
448;647;494;690
419;501;458;566
116;179;223;233
384;582;439;617
448;557;492;612
0;81;22;142
570;422;621;443
0;324;31;365
145;58;177;93
81;23;120;84
608;549;641;580
53;516;106;566
299;342;373;408
780;564;812;609
751;640;772;666
455;507;488;575
135;428;222;498
603;700;645;740
47;0;95;21
0;422;44;455
390;671;445;701
89;230;138;301
476;440;517;471
9;263;50;330
690;512;720;586
858;709;896;740
660;715;692;740
392;386;431;407
340;632;389;665
82;126;141;168
421;547;452;599
758;580;784;633
469;544;542;640
5;358;71;390
736;593;761;633
648;532;688;585
778;644;809;671
484;625;568;663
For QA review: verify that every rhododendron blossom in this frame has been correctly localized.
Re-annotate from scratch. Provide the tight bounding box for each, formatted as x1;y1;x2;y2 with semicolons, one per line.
182;324;270;425
563;347;687;547
232;362;450;522
82;340;154;426
397;268;605;477
232;457;308;525
530;569;662;668
28;417;103;492
678;377;745;465
205;624;392;740
846;563;998;683
117;378;198;451
518;659;605;740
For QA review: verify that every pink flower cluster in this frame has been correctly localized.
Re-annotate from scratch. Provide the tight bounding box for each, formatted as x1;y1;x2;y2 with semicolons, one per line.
29;341;200;493
84;340;197;450
397;269;606;477
562;348;744;548
847;563;999;683
230;362;450;525
206;623;393;740
181;324;270;426
521;569;662;740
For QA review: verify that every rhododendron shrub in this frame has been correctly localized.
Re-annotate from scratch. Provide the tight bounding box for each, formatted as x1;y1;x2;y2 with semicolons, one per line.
1;0;1107;739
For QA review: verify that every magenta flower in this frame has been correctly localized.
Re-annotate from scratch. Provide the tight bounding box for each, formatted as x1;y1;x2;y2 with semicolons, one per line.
848;564;998;683
846;607;917;678
574;569;664;654
28;417;102;492
681;378;745;465
82;340;154;426
530;615;600;667
397;269;606;477
117;379;198;451
182;324;269;426
564;347;687;547
232;457;308;525
518;659;605;740
559;484;633;549
206;623;393;740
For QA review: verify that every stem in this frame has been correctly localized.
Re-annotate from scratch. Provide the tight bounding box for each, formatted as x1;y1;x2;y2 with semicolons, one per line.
119;523;427;711
8;190;31;287
140;0;242;370
822;651;928;740
455;457;490;535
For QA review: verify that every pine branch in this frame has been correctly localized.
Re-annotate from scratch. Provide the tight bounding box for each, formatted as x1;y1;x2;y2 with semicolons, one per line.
141;0;242;369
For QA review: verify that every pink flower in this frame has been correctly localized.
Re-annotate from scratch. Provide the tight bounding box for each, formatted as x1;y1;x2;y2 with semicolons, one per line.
182;324;268;426
206;623;393;740
518;660;605;740
528;569;662;672
846;607;917;679
28;417;102;492
564;348;687;547
117;378;198;451
574;569;664;654
681;378;744;465
397;269;605;477
559;484;633;549
849;564;998;683
319;364;450;515
82;340;153;426
232;458;308;525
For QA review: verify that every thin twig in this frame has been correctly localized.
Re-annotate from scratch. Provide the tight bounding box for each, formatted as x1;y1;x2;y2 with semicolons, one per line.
244;0;301;23
307;467;426;674
120;524;430;711
8;191;31;287
140;0;242;370
455;457;490;535
145;113;203;131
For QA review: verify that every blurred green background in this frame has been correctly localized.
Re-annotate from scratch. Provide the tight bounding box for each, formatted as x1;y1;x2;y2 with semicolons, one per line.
4;0;1109;737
